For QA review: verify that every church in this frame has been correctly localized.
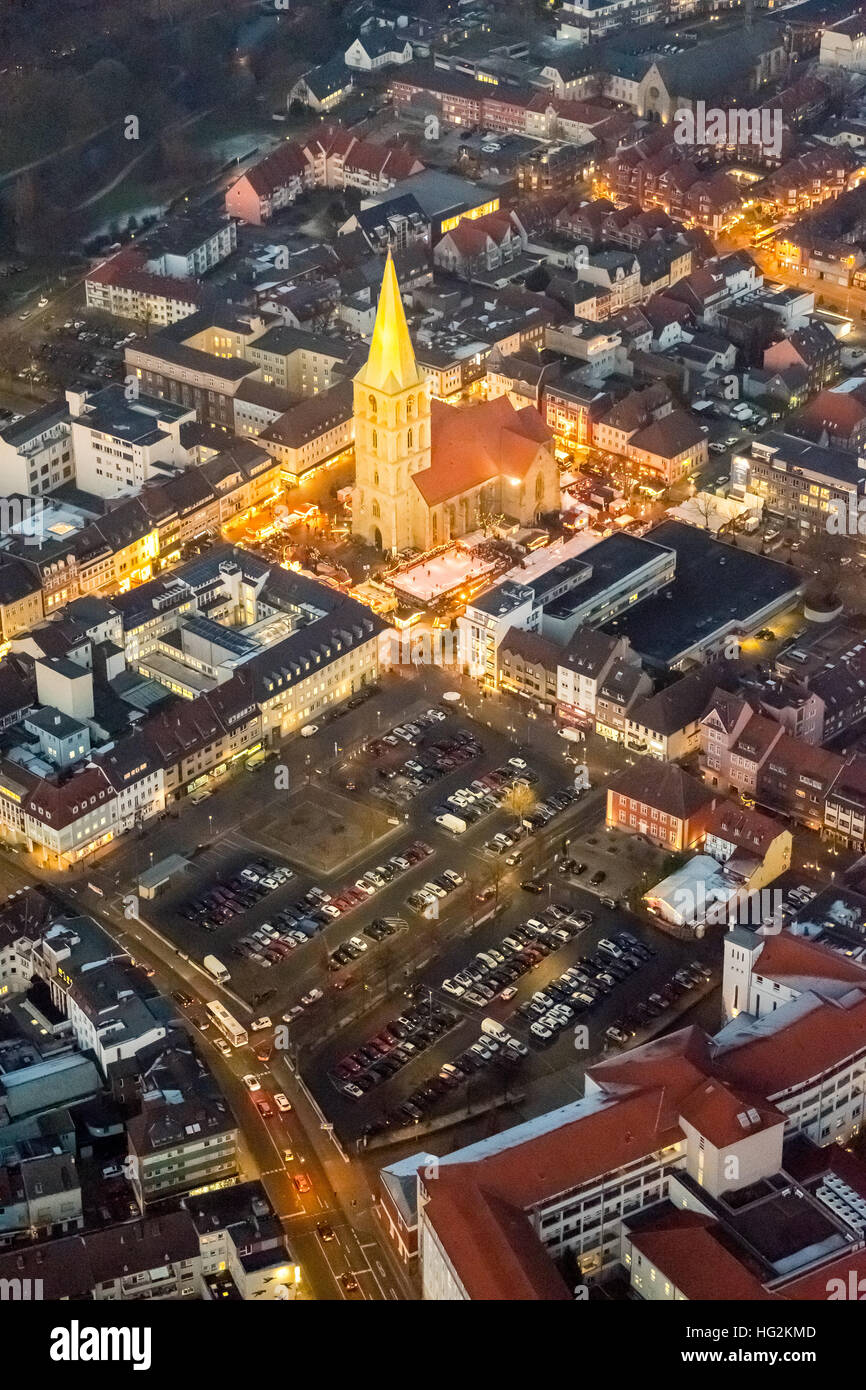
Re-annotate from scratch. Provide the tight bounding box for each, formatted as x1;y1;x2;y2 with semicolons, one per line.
352;251;559;555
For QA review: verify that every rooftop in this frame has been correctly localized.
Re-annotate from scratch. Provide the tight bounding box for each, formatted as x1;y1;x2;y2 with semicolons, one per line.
603;521;803;667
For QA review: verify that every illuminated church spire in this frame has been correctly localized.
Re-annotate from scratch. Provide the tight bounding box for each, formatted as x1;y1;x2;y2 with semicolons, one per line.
355;247;422;394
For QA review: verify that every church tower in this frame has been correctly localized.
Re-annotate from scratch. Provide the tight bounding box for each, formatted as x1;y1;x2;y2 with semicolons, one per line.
352;250;430;555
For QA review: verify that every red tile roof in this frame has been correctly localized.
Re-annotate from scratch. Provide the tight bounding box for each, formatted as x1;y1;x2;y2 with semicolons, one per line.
678;1076;786;1149
24;765;115;831
608;757;716;822
412;395;552;507
628;1209;779;1300
423;1086;686;1299
87;250;201;303
704;801;787;856
713;987;866;1097
241;141;308;197
794;388;866;438
749;933;866;993
780;1246;866;1300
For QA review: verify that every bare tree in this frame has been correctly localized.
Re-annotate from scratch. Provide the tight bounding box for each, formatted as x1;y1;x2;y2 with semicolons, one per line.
691;491;722;531
503;783;536;821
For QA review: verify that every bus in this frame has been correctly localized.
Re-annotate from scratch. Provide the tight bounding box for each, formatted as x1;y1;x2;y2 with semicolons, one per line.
751;222;784;247
206;1000;248;1048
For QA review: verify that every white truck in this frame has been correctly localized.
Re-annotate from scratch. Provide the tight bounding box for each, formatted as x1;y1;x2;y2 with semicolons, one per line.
203;955;230;984
436;811;467;833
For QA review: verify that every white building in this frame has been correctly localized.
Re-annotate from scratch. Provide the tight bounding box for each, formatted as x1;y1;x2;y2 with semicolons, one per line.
345;30;413;70
819;20;866;71
85;252;202;325
144;218;237;280
414;926;866;1300
66;384;195;500
0;401;73;496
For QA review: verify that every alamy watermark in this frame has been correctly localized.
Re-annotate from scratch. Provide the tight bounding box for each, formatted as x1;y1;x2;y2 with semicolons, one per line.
674;101;783;160
827;497;866;536
666;886;785;930
0;496;44;546
826;1270;866;1300
378;628;468;670
0;1276;43;1299
50;1322;152;1370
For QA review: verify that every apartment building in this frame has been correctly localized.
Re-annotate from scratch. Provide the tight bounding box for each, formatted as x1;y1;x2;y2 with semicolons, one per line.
737;430;866;533
555;627;632;725
0;1212;203;1300
626;408;709;486
497;627;560;708
85;251;202;326
185;1181;300;1300
123;1036;239;1207
700;691;843;828
579;249;641;315
591;383;673;457
593;658;653;742
702;800;793;892
433;213;521;280
256;379;354;483
625;660;742;762
243;325;353;396
543;375;612;448
225;125;423;225
0;560;44;641
0;401;73;496
824;754;866;850
66;385;195;500
126;309;359;429
143;215;237;280
0;547;383;864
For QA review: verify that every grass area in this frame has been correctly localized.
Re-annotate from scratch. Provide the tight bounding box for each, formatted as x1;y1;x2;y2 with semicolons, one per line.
188;108;283;149
82;174;193;239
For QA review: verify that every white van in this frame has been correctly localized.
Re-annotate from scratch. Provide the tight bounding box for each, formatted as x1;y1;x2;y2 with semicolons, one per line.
481;1017;511;1042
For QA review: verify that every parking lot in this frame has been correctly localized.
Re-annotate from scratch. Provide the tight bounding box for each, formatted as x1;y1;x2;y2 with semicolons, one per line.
557;822;672;906
121;678;728;1150
143;702;550;1004
304;879;721;1145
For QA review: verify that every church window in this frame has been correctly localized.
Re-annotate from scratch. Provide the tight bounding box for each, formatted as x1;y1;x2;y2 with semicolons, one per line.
407;428;413;450
374;470;379;487
369;394;377;416
536;473;545;500
372;430;377;450
407;395;415;420
432;513;438;542
372;500;380;518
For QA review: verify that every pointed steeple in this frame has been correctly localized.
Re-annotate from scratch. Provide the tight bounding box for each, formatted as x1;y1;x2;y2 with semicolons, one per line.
355;247;422;394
